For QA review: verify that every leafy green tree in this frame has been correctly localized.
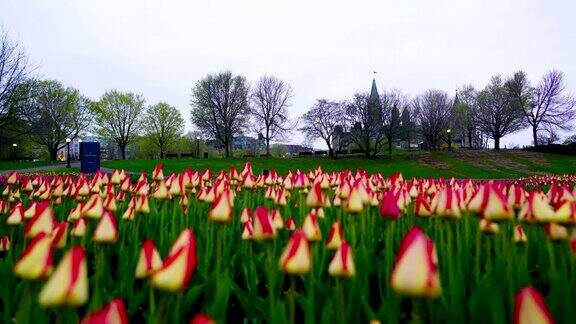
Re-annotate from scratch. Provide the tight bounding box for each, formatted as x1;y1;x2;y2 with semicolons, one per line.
91;90;145;160
127;135;156;159
182;131;208;157
21;80;90;161
144;102;184;158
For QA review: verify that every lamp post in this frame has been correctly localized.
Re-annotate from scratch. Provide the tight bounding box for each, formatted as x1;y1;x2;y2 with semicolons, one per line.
196;136;200;158
447;129;452;152
65;138;71;168
12;143;17;161
78;139;82;160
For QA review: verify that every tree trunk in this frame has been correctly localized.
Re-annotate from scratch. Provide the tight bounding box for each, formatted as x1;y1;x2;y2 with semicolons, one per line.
325;138;336;159
224;141;230;158
468;129;473;149
494;137;500;150
532;126;538;147
48;147;58;161
119;144;127;160
265;128;270;155
328;147;335;159
363;139;370;158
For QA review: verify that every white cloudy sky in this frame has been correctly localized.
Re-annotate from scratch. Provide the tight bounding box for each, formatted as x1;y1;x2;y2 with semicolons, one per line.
1;0;575;148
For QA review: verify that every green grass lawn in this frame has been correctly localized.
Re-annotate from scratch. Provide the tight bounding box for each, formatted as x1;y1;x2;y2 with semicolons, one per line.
0;160;59;171
101;150;576;179
35;167;81;174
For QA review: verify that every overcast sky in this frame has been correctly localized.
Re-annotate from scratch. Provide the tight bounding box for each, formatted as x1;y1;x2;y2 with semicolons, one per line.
2;0;575;148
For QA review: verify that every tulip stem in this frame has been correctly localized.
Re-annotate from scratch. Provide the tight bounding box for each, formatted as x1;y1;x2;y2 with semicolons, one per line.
360;211;366;246
547;242;557;273
159;200;166;249
337;280;345;323
55;309;73;324
174;293;183;323
15;281;31;324
289;276;296;324
149;284;156;321
135;211;142;244
90;245;106;311
216;224;223;274
411;299;423;324
266;243;276;320
9;227;15;259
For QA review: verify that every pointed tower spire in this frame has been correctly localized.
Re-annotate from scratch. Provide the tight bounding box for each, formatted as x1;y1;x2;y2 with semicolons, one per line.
453;87;460;108
368;73;381;122
370;72;379;102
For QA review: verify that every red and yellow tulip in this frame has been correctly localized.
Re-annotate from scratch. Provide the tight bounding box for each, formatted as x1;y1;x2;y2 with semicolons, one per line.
150;228;197;292
390;227;441;298
38;246;88;307
252;207;276;241
328;242;355;278
93;211;119;243
135;240;163;279
513;287;554;324
279;230;311;275
14;232;53;279
81;298;128;324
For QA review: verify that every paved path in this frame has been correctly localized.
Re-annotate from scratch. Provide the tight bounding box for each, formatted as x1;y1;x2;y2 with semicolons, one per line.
1;162;80;175
0;162;136;177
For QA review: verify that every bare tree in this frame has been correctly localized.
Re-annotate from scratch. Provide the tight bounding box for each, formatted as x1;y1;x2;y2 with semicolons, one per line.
476;75;525;150
509;70;576;146
0;30;33;147
342;89;406;157
250;76;294;155
563;134;576;145
21;80;90;161
380;90;405;155
191;71;249;157
451;85;478;148
91;90;145;160
300;99;342;159
537;124;560;145
400;105;417;151
413;90;452;150
344;93;382;157
143;102;184;158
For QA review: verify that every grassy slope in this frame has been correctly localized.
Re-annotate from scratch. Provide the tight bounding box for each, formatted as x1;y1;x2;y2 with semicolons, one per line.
101;150;576;179
0;160;57;171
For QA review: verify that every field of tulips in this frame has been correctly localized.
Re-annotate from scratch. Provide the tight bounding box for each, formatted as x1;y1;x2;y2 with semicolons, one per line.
0;165;576;323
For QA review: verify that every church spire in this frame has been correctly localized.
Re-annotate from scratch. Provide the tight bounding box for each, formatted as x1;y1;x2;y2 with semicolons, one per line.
453;88;460;108
369;73;379;102
368;73;381;122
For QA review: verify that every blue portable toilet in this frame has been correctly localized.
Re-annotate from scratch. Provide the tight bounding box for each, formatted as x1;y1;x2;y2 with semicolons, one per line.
80;142;101;173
